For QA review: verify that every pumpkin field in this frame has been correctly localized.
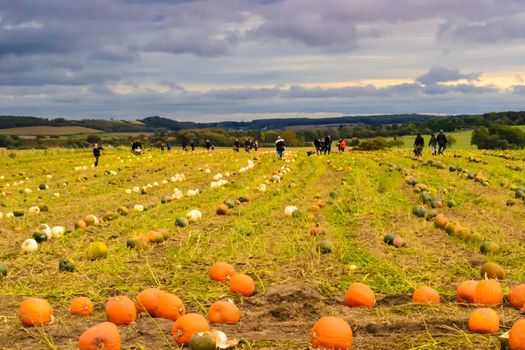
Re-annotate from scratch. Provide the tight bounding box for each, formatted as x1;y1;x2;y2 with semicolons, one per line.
1;146;525;350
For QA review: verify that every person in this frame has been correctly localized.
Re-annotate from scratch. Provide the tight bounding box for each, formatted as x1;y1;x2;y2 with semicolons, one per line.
437;130;447;155
93;143;103;167
233;139;240;152
338;138;346;153
205;139;211;151
167;142;171;151
428;133;437;156
190;140;195;151
254;140;259;151
160;143;165;152
211;144;215;151
244;138;251;152
275;136;285;159
131;140;138;154
314;138;320;155
182;141;187;151
413;133;424;157
131;140;142;155
324;135;332;155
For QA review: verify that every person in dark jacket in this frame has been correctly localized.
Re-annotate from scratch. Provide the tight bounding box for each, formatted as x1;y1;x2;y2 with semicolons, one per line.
314;138;321;155
205;139;211;151
167;142;171;152
323;135;332;155
233;139;240;152
413;133;424;156
428;133;437;155
93;143;103;167
437;130;447;155
244;138;251;152
275;136;285;159
182;141;187;151
190;140;195;151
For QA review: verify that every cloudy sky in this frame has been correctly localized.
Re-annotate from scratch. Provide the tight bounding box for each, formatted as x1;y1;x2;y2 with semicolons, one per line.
1;0;525;121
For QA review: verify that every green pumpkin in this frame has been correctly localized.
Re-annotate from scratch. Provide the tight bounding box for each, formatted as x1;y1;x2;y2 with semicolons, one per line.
420;193;432;204
480;241;500;255
86;242;108;260
188;333;216;350
59;258;75;272
383;234;395;245
126;237;148;250
516;189;525;199
425;209;439;221
449;165;457;172
117;206;129;216
480;262;505;279
316;239;334;254
292;209;304;219
39;183;47;190
175;217;188;227
223;199;237;209
0;263;7;277
102;211;118;221
506;199;517;206
32;231;48;243
238;195;250;203
13;210;25;217
412;206;427;218
447;199;457;208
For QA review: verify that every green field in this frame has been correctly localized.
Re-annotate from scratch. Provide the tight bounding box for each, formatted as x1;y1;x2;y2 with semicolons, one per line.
1;147;525;349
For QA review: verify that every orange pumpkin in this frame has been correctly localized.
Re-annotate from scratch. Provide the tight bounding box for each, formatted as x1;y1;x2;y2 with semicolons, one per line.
456;280;478;303
473;279;503;305
412;286;440;304
135;288;162;317
79;322;120;350
229;273;255;297
509;284;525;310
19;297;53;327
171;313;210;345
208;300;240;324
468;308;499;334
209;262;236;283
314;199;327;208
434;213;448;229
509;319;525;350
344;282;376;308
105;296;136;326
310;316;353;350
70;297;94;316
144;231;164;244
156;292;185;321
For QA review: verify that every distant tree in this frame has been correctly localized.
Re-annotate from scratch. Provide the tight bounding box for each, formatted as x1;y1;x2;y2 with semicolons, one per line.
86;135;101;144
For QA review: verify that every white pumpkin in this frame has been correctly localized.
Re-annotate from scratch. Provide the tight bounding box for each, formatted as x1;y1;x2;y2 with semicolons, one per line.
257;184;267;192
24;188;32;194
21;238;38;252
53;192;60;197
186;189;198;197
6;212;14;218
133;204;144;212
161;180;168;185
51;226;66;238
186;209;202;223
28;206;40;214
153;182;159;186
284;206;298;217
132;186;140;193
213;173;223;181
205;168;211;174
125;189;132;194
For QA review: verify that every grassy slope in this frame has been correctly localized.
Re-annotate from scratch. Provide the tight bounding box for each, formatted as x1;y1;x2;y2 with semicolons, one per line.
0;126;103;136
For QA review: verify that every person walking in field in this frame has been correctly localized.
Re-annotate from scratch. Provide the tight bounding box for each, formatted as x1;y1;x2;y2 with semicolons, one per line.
205;139;211;151
244;138;251;152
429;133;437;155
323;135;332;155
413;133;424;157
190;140;195;151
182;141;187;151
437;130;447;155
338;138;346;153
92;143;103;167
167;142;171;151
254;140;259;151
233;139;240;152
275;136;285;159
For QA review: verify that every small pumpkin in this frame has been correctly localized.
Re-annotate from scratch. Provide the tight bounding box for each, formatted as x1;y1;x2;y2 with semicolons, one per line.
468;308;499;334
216;204;229;216
456;280;478;303
83;215;99;226
188;332;216;350
480;262;505;279
209;262;236;283
383;234;395;245
229;273;255;297
473;279;503;305
316;239;334;254
480;241;500;255
126;236;149;250
70;297;94;316
144;231;164;244
59;258;76;272
175;217;189;227
75;220;87;230
105;296;136;326
0;262;7;277
412;286;440;304
509;284;525;310
135;288;162;317
19;297;53;327
156;292;185;321
79;322;120;350
86;241;108;260
392;236;406;248
310;316;352;350
117;206;129;216
208;300;240;324
509;319;525;350
21;238;38;252
344;282;376;308
172;313;210;345
434;213;448;229
32;231;48;243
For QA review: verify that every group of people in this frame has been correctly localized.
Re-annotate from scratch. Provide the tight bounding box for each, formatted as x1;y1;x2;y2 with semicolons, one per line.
313;136;347;155
131;140;143;155
233;138;259;152
414;130;448;156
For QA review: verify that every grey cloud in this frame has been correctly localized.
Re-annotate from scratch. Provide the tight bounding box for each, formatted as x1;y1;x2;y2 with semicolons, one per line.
416;67;480;85
438;16;525;44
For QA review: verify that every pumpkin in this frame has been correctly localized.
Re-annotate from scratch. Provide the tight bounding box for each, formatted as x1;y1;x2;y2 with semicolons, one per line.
412;206;427;218
392;236;406;248
188;332;216;350
509;284;525;309
208;300;240;324
87;242;108;260
133;204;144;212
310;316;352;350
284;206;298;217
480;241;500;254
412;286;440;304
314;199;327;208
59;258;76;272
344;282;376;308
172;313;210;345
209;262;236;283
316;239;334;254
79;322;120;350
21;238;38;252
83;215;99;226
19;297;53;327
0;262;7;277
135;288;162;317
51;225;66;238
13;209;25;217
105;296;136;326
32;231;48;243
473;279;503;305
156;292;185;321
383;234;395;245
509;319;525;350
175;217;189;227
70;297;94;316
102;211;118;221
186;209;202;223
75;220;87;229
456;280;478;303
468;308;499;334
216;204;229;216
126;236;149;250
117;206;129;216
310;224;325;236
144;231;164;244
229;273;255;297
434;213;448;229
480;262;505;279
